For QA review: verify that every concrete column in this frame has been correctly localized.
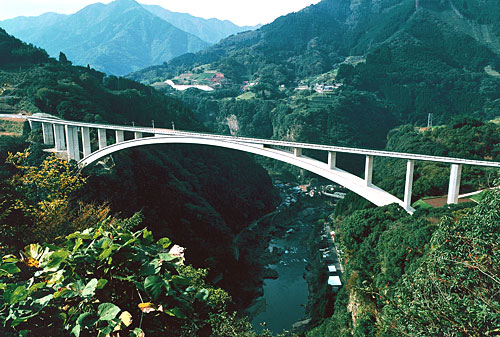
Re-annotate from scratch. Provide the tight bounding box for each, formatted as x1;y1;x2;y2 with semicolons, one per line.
447;164;462;204
53;124;66;151
365;155;374;186
294;147;302;157
115;130;124;143
29;120;42;130
65;125;80;161
404;160;415;210
81;127;91;158
98;128;107;149
328;151;337;169
134;132;143;139
42;123;54;145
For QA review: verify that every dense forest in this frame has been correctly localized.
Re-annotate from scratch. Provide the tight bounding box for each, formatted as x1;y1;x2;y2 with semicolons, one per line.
130;0;500;153
0;27;280;327
2;0;500;335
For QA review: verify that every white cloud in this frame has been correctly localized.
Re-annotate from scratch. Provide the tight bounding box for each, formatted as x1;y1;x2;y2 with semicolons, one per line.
0;0;321;26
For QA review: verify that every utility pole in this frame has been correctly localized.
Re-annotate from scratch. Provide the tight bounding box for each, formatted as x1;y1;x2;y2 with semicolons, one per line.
427;113;433;129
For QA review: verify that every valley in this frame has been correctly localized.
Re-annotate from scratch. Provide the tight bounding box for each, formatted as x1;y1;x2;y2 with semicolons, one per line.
0;0;500;335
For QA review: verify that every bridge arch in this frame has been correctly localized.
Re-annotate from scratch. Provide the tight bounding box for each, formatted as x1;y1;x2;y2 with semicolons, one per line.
79;135;409;211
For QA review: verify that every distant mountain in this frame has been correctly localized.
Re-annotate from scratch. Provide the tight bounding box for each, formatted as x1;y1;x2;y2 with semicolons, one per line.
0;0;210;75
142;4;260;44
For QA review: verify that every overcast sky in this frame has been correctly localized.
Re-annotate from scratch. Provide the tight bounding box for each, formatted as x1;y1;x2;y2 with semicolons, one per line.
0;0;321;26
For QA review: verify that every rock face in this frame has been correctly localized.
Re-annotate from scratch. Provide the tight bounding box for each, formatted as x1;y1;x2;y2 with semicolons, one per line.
262;267;279;280
226;115;239;135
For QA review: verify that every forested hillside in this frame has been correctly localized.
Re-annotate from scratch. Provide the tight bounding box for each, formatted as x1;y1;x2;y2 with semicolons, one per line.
130;0;500;149
0;27;278;310
127;2;500;334
307;119;500;336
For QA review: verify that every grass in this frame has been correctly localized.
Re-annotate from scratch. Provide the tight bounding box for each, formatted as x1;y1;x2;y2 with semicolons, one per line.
469;190;487;203
412;199;434;210
0;118;24;136
236;92;256;100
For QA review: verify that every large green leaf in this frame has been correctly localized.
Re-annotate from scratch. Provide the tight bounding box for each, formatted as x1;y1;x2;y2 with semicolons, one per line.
96;279;108;290
144;275;164;301
97;303;120;321
195;289;210;302
0;263;20;276
158;253;178;262
33;294;52;306
142;229;154;244
71;323;81;337
77;312;98;327
82;278;98;297
4;285;28;305
157;237;172;248
139;259;161;276
98;244;119;261
42;250;69;270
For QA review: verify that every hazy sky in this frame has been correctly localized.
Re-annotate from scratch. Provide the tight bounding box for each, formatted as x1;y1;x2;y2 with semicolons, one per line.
0;0;321;26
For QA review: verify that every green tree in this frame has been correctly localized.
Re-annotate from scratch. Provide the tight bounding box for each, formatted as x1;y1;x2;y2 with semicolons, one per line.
383;190;500;336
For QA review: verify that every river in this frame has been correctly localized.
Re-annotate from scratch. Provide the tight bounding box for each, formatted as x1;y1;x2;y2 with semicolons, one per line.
250;217;311;333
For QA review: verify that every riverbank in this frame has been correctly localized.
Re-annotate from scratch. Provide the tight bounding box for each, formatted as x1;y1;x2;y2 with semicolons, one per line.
235;181;340;335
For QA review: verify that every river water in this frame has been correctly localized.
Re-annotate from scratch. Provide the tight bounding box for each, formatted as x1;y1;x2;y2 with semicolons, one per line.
250;215;311;333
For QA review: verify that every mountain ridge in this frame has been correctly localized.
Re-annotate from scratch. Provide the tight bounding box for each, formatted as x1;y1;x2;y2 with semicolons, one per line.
131;0;500;82
0;0;254;75
142;4;260;44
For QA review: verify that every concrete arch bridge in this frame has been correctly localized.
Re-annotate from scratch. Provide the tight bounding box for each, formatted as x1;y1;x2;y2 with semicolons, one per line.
27;115;500;214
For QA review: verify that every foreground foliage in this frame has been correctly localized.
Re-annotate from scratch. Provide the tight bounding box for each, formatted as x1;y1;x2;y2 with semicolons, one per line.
0;152;278;336
385;190;500;335
0;213;234;336
309;190;500;337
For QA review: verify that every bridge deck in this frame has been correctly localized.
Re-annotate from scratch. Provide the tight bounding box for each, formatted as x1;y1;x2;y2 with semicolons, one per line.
27;115;500;168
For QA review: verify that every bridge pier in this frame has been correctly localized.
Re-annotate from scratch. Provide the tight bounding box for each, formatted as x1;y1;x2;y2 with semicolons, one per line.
447;164;462;204
28;120;42;130
98;128;107;149
115;130;124;143
294;147;302;157
134;132;143;139
328;151;336;169
42;123;54;145
365;155;374;186
404;160;415;211
53;124;66;151
65;125;80;161
81;127;92;157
